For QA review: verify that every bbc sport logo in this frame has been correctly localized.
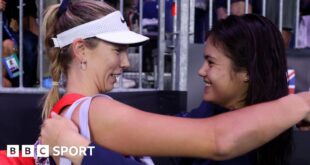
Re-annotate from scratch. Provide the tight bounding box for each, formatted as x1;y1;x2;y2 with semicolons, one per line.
7;145;95;157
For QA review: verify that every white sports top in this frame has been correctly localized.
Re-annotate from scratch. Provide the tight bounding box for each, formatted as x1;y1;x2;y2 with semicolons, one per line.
60;94;154;165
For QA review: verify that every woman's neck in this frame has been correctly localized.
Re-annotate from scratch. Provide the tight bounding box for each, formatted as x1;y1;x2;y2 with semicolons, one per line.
223;100;246;111
66;71;99;96
227;103;245;110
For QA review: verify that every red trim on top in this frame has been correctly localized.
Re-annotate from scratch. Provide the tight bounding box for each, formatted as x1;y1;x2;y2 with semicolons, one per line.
49;93;85;118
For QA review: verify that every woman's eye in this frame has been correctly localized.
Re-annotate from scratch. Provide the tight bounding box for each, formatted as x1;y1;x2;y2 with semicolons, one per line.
114;46;128;55
115;49;121;54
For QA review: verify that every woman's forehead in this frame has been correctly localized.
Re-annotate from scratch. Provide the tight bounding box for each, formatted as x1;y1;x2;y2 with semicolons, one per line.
204;39;223;54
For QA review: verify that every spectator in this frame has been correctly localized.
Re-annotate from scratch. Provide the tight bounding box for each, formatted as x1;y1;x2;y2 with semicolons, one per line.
0;0;12;87
1;0;38;87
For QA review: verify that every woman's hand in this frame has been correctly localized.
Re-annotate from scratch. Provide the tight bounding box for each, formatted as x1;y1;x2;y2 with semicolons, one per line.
296;92;310;131
9;19;19;32
40;112;80;148
296;92;310;118
40;112;90;164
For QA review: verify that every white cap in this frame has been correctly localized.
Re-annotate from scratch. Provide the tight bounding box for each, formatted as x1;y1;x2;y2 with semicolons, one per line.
52;11;149;48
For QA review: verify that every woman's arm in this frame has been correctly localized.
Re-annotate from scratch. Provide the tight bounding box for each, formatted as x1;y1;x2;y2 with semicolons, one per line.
40;113;143;165
70;92;310;160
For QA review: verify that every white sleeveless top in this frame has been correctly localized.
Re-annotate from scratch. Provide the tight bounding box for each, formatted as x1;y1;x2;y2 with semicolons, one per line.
60;94;154;165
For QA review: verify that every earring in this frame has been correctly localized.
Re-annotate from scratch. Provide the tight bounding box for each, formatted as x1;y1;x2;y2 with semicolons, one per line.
80;60;87;70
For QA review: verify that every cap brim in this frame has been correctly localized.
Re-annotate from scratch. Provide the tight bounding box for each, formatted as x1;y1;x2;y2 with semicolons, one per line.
96;31;149;47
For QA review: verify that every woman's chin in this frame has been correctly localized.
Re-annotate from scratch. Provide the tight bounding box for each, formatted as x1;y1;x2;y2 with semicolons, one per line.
203;94;212;101
98;84;113;93
105;85;114;92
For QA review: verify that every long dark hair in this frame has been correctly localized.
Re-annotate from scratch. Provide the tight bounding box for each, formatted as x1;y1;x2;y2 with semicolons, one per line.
208;14;292;165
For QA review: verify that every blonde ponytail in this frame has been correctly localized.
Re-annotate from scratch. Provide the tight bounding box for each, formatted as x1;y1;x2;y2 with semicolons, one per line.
42;4;62;119
42;56;62;119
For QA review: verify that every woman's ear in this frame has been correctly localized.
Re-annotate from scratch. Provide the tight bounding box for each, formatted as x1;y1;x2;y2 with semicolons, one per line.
243;72;249;83
238;70;249;83
71;38;86;61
